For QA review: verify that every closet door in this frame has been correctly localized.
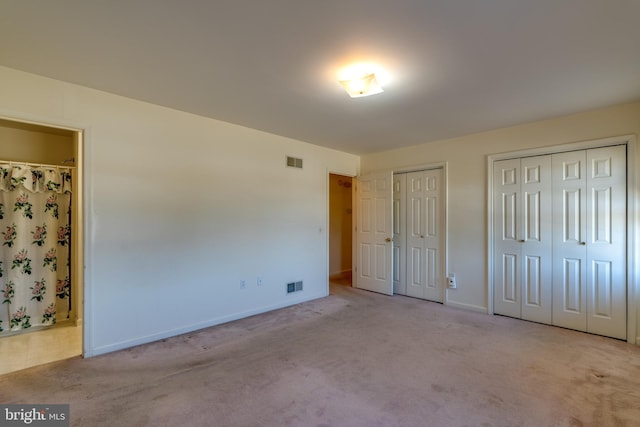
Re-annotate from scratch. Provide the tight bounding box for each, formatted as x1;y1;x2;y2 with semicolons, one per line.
552;150;588;331
585;146;626;339
552;146;626;339
493;158;522;318
406;171;426;299
586;145;627;339
493;156;552;322
520;156;553;323
406;169;444;302
422;169;444;302
393;174;407;295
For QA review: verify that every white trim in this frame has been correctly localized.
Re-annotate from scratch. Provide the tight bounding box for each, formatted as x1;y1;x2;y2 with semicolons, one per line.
0;111;83;133
81;127;94;356
0;111;92;355
393;161;447;174
87;291;328;357
487;134;637;344
394;162;449;305
442;163;451;306
487;154;495;316
445;300;488;314
627;138;638;344
488;134;635;160
361;161;450;305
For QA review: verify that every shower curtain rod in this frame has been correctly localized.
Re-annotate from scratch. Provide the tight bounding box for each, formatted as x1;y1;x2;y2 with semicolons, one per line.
0;159;76;169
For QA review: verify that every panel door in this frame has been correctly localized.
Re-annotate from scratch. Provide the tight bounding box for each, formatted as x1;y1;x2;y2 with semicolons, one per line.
552;151;588;332
520;155;552;323
585;145;626;339
422;168;444;302
406;171;425;299
392;174;407;295
494;156;552;321
493;158;523;318
356;171;394;295
406;169;444;302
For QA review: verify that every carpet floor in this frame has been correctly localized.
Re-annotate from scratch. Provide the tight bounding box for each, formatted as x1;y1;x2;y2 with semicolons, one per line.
2;283;640;426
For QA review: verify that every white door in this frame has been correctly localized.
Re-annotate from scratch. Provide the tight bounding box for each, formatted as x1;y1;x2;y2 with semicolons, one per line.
493;156;552;322
552;146;627;339
493;158;523;318
356;171;394;295
552;150;588;332
393;174;407;295
520;156;553;324
406;169;444;302
586;146;626;339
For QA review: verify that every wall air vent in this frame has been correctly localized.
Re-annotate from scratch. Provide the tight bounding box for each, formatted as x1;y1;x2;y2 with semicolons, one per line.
286;281;303;293
286;156;303;169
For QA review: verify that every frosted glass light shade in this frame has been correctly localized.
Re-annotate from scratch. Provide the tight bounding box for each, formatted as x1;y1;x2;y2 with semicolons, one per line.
339;73;383;98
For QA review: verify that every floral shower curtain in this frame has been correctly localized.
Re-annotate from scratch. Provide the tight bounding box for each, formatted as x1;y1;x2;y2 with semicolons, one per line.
0;164;72;334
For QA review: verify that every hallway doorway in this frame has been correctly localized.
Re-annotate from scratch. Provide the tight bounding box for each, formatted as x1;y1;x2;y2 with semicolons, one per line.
329;174;353;287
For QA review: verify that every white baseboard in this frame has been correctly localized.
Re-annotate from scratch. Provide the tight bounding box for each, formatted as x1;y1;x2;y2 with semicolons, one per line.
86;292;327;357
444;299;488;314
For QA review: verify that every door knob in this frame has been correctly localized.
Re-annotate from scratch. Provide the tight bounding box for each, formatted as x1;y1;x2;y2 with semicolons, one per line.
420;235;424;239
385;237;392;242
580;242;586;245
519;240;525;243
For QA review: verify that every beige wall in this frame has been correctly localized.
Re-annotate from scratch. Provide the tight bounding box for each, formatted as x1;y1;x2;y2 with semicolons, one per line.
361;101;640;342
329;174;353;277
0;66;360;356
3;62;637;351
0;119;74;164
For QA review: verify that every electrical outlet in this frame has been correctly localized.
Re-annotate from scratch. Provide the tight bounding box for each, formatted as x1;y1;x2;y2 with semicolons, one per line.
447;274;457;289
240;280;246;289
257;277;263;286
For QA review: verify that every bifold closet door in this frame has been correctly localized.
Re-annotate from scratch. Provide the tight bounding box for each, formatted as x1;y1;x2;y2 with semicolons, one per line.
552;146;626;339
493;156;552;323
406;169;444;302
393;174;407;295
493;158;522;318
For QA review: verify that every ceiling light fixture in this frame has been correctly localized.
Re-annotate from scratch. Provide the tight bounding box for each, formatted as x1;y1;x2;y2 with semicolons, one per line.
339;73;384;98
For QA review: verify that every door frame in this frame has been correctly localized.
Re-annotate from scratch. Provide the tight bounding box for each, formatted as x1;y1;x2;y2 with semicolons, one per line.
326;169;357;296
353;161;449;302
0;111;88;354
486;134;638;344
394;164;449;303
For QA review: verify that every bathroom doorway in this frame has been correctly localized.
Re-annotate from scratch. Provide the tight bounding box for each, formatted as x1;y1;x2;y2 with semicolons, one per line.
0;117;84;374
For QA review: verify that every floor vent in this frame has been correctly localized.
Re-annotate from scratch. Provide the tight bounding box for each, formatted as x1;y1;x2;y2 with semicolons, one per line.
286;156;303;169
287;281;303;293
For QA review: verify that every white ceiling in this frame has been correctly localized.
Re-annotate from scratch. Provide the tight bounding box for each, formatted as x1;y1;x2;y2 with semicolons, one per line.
1;1;639;155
